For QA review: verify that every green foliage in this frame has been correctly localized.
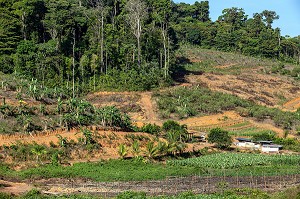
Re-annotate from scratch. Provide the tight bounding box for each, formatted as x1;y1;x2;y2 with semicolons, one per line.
145;141;158;159
131;140;141;158
156;87;250;119
1;0;297;94
168;153;300;169
251;131;276;141
118;144;128;159
97;66;171;91
116;191;146;199
78;128;96;145
208;128;232;149
140;123;161;136
96;106;133;131
14;159;199;181
156;86;300;129
162;120;184;132
0;192;13;199
31;144;47;162
162;120;188;143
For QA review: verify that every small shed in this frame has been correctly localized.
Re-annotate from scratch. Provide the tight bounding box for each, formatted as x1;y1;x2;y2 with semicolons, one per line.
256;141;273;145
235;138;260;149
236;138;252;147
261;145;283;153
236;138;252;142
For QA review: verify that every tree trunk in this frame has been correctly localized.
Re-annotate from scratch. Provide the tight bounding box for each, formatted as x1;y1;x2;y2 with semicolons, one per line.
93;70;96;91
22;12;27;40
72;30;76;98
162;24;167;79
101;12;104;73
137;18;141;67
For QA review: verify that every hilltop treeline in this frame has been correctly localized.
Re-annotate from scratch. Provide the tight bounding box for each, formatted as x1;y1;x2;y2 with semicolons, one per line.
0;0;299;92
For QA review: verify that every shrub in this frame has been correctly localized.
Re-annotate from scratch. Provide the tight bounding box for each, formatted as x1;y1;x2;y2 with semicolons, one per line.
208;128;232;149
251;131;276;141
162;120;188;143
116;191;146;199
140;123;161;136
162;120;184;132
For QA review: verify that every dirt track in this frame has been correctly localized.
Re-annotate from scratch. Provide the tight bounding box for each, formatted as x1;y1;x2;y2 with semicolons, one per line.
36;174;300;197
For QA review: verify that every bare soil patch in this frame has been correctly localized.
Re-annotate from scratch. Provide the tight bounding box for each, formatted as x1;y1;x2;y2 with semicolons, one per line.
283;96;300;111
0;180;33;196
186;72;300;107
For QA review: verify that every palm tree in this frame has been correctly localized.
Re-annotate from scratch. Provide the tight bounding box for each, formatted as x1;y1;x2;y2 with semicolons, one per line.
173;141;187;156
31;145;47;163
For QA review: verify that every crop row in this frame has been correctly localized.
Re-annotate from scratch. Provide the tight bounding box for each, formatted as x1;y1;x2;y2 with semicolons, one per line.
167;153;300;169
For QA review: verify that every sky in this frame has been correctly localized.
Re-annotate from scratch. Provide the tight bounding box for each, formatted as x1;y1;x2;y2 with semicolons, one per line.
173;0;300;37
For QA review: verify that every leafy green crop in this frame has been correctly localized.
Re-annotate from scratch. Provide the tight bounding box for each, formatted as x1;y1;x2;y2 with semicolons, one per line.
167;153;300;169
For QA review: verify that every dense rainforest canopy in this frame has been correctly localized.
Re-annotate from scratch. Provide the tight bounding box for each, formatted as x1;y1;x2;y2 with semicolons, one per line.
0;0;299;93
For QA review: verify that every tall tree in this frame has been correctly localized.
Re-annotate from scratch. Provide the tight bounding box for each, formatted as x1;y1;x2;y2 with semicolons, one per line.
13;0;46;41
194;1;210;22
86;0;107;73
125;0;147;66
218;7;247;31
261;10;279;29
0;8;21;54
150;0;172;78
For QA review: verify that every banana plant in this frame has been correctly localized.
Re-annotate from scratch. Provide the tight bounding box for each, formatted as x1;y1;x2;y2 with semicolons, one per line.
79;128;95;145
131;140;141;158
145;141;158;159
118;144;128;159
31;145;47;163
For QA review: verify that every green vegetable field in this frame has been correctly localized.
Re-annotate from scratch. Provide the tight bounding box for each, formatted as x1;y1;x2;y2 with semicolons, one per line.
167;153;300;169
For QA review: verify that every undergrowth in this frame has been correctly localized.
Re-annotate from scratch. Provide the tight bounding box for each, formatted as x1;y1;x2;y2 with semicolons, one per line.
154;86;299;129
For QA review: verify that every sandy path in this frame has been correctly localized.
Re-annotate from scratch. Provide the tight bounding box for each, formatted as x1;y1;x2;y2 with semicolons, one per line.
0;180;33;195
283;96;300;111
138;92;160;124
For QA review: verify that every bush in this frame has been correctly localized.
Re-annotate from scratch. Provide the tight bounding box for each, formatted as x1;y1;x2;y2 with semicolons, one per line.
162;120;189;142
251;131;276;141
116;191;146;199
140;123;161;136
97;64;171;91
162;120;185;132
208;128;232;149
0;192;13;199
